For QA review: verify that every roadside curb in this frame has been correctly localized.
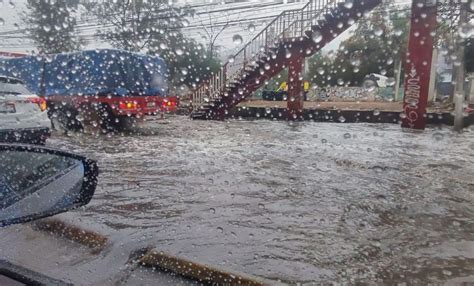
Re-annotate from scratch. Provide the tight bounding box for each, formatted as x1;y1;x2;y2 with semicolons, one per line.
31;218;108;253
139;249;272;285
29;219;276;285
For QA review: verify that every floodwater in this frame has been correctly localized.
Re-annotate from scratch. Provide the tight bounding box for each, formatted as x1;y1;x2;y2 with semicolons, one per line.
38;117;474;283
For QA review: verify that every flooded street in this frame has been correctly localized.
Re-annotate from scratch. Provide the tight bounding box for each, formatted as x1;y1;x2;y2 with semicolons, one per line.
28;117;474;283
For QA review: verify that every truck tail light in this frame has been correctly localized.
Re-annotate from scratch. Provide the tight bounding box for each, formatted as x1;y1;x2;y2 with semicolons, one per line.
28;97;47;112
162;99;177;109
119;101;139;110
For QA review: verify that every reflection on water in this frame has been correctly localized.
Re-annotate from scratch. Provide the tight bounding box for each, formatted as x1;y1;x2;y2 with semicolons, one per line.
47;116;474;284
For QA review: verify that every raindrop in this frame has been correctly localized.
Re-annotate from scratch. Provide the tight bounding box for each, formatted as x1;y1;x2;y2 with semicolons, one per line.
442;270;452;276
0;18;4;26
265;107;271;114
295;147;303;153
258;203;265;209
343;132;351;139
373;27;383;37
321;139;327;144
311;31;323;43
458;22;473;39
227;55;235;63
285;50;292;59
373;109;380;116
181;19;190;27
175;48;184;56
209;208;216;214
216;227;224;233
159;43;167;50
248;24;256;33
338;116;346;123
180;68;188;75
386;77;396;87
232;34;243;45
363;80;376;92
433;132;444;141
344;0;353;9
317;67;325;75
350;52;362;67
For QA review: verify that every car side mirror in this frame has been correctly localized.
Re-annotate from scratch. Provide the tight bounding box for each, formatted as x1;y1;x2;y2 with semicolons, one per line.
0;144;98;227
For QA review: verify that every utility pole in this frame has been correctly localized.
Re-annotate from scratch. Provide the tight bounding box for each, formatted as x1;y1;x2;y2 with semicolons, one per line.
428;48;438;103
131;0;139;51
453;4;468;132
394;60;402;101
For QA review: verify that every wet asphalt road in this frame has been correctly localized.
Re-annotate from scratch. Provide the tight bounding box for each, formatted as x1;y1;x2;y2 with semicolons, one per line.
13;116;474;284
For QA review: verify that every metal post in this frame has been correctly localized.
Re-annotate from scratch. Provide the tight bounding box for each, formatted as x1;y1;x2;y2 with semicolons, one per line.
401;0;437;130
394;60;402;101
428;48;438;103
287;53;304;120
131;0;139;51
453;6;468;132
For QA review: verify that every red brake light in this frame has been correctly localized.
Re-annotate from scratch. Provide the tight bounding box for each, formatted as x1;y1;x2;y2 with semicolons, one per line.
119;101;139;110
162;99;177;109
28;97;47;112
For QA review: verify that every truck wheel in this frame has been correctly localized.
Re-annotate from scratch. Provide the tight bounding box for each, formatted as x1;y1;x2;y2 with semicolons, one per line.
48;106;83;132
96;104;119;132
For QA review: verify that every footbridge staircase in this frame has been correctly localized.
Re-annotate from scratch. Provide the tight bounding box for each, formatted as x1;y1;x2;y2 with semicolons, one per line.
191;0;382;120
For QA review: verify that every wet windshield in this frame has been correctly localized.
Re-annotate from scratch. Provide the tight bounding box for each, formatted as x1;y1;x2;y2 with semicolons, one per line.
0;0;473;285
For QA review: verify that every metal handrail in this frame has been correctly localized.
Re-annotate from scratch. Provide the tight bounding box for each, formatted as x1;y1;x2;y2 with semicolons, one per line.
191;0;341;110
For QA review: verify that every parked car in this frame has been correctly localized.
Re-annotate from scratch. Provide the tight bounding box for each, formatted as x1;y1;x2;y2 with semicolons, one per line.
0;76;51;144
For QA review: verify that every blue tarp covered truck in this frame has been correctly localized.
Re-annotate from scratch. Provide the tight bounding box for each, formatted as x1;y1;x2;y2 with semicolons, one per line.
0;49;175;130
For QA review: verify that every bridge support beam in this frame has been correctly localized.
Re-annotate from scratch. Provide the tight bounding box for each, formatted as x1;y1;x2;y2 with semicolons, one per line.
287;54;304;120
402;0;438;130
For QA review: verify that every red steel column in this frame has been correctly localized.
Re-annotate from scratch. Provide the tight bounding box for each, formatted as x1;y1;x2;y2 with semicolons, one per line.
287;54;304;120
402;0;438;130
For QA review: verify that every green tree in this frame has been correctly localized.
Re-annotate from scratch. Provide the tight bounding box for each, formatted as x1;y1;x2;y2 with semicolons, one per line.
86;0;220;88
307;1;410;87
167;36;221;89
24;0;82;54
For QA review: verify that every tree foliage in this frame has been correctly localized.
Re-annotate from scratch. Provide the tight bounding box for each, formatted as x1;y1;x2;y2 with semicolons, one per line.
24;0;82;54
307;2;410;87
86;0;220;88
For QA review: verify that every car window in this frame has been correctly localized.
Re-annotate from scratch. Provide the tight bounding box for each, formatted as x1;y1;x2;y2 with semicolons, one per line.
0;78;31;94
0;0;473;285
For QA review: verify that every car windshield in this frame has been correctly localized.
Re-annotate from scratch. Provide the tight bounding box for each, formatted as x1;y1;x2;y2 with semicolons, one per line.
0;78;30;95
0;0;473;285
